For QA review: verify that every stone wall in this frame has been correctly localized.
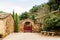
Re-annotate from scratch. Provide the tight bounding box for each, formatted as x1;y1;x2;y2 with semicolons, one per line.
0;14;14;37
0;20;6;35
5;14;14;35
18;19;40;32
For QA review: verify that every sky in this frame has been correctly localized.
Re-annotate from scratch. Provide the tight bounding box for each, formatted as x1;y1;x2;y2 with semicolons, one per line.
0;0;48;15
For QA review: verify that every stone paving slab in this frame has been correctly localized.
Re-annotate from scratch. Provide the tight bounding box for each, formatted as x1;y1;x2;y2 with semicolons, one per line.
0;38;2;40
3;33;60;40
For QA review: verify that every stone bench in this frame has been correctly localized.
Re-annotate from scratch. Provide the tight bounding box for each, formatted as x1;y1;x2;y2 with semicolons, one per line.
41;31;55;36
41;31;47;35
47;32;55;36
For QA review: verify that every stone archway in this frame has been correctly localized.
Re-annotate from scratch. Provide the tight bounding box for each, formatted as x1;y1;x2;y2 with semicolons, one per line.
24;21;32;32
18;19;35;32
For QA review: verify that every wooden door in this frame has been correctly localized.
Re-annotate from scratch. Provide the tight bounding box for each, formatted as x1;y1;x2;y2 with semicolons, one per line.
24;25;32;32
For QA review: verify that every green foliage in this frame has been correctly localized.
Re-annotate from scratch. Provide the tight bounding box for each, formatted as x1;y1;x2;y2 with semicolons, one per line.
30;5;38;13
43;26;52;31
47;0;60;11
43;14;60;31
30;15;36;22
19;12;29;20
55;0;60;6
14;13;19;32
29;4;50;18
12;10;19;32
58;7;60;11
12;9;14;19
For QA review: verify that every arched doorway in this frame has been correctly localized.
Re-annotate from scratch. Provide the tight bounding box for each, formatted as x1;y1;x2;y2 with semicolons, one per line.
24;22;32;32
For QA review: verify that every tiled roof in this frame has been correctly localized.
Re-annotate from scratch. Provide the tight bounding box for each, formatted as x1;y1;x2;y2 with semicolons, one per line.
0;13;11;19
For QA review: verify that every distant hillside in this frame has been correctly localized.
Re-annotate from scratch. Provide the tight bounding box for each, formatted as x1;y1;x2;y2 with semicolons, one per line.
0;11;6;14
19;0;60;21
29;4;50;18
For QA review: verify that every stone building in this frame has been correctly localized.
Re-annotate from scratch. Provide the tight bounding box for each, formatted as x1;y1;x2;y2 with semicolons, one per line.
0;13;14;37
18;19;41;33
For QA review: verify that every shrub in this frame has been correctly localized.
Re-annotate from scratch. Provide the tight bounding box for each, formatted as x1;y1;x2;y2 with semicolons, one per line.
42;14;60;31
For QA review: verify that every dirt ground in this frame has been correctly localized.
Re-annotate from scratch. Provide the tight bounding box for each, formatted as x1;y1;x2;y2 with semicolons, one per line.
3;33;60;40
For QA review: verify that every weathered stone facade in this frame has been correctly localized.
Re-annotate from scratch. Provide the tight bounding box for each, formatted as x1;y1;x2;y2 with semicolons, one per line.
0;13;14;37
18;19;41;32
35;17;42;32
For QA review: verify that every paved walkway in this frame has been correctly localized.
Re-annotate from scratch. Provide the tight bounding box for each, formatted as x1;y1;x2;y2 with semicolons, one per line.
3;33;60;40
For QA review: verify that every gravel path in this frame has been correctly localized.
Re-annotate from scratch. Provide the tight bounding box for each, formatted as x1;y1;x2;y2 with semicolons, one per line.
3;33;60;40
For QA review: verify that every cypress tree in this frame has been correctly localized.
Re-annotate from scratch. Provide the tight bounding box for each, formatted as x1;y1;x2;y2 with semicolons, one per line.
15;13;19;32
12;9;14;19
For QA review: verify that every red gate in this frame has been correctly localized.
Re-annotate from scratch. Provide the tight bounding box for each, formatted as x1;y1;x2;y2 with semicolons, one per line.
24;25;32;32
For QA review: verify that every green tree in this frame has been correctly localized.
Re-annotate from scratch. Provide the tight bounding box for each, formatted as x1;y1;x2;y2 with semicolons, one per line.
14;13;19;32
47;0;60;11
43;14;60;31
12;9;15;19
55;0;60;7
12;10;19;32
19;12;29;20
30;5;38;13
30;15;36;22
